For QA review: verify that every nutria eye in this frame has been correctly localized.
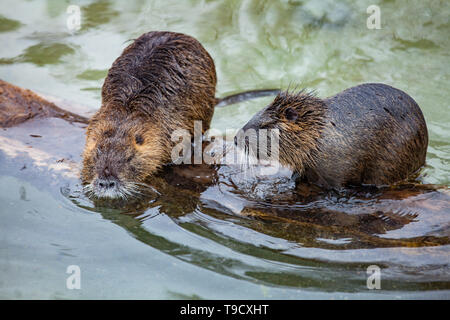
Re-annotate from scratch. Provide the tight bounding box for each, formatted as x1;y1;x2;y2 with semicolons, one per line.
135;135;144;145
284;108;298;122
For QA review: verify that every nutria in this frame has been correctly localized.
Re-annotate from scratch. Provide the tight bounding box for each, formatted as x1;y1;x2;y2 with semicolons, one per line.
240;83;428;188
81;31;278;199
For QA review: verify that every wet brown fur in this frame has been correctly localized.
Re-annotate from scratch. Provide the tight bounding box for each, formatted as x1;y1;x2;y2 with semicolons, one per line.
81;31;216;190
242;83;428;188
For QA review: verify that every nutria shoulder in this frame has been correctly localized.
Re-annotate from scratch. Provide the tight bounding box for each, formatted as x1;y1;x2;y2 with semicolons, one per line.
241;83;428;188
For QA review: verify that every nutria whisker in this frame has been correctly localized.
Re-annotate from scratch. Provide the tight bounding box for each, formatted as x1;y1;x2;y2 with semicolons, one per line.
82;184;94;195
120;181;160;200
126;181;160;194
237;143;259;180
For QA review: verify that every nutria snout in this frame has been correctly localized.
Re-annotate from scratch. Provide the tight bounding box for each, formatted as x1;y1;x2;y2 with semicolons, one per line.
240;83;428;188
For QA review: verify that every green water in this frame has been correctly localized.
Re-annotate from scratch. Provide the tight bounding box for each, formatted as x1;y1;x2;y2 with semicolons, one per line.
0;0;449;299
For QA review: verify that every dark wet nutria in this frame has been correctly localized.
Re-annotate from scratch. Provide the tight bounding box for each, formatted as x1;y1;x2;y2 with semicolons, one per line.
81;31;278;199
241;83;428;188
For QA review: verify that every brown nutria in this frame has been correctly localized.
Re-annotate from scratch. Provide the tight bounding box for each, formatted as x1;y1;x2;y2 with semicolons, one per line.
240;83;428;188
81;31;278;199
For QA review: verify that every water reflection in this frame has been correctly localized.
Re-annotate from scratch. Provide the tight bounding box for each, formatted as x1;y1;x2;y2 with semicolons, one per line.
0;42;76;66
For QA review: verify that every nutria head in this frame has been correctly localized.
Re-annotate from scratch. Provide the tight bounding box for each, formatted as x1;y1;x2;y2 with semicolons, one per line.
81;110;165;199
240;90;327;174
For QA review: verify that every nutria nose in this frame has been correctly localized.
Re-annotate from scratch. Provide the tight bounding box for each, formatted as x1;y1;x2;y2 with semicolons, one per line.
96;179;117;189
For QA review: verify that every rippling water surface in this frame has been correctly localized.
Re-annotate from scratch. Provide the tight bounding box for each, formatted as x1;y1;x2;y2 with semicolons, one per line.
0;0;449;299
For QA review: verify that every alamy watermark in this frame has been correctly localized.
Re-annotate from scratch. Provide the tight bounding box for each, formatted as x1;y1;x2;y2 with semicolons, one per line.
66;5;81;33
366;5;381;29
366;265;381;289
66;265;81;290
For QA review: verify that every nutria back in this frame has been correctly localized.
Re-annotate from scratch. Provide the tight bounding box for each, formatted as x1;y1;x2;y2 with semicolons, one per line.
241;83;428;188
101;31;217;128
315;83;428;187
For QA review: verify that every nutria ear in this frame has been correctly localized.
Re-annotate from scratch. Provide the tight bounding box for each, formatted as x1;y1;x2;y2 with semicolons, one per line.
284;107;298;122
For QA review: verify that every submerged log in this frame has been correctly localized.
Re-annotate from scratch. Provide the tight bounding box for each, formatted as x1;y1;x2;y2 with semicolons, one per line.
0;79;89;127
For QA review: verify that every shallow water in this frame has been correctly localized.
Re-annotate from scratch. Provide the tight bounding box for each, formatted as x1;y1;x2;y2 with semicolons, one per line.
0;0;449;299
